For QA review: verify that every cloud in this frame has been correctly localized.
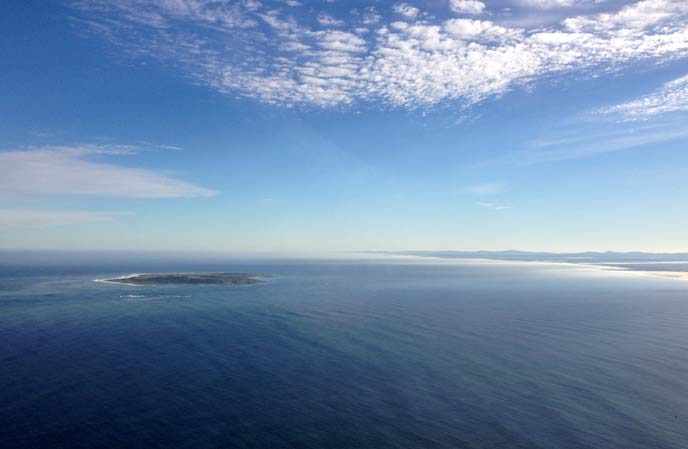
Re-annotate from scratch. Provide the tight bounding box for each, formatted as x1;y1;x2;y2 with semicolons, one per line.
476;201;512;210
466;182;504;195
0;145;217;198
562;0;688;32
244;0;262;11
596;74;688;120
443;18;520;40
521;124;688;163
317;13;344;27
450;0;486;15
516;0;583;8
72;0;688;108
362;7;382;25
0;209;130;228
136;141;183;151
394;3;420;20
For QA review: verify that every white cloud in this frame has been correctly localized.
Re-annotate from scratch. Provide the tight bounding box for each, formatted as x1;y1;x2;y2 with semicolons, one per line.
450;0;486;15
476;201;512;210
317;13;344;27
467;182;504;195
0;145;217;198
517;0;582;8
393;3;420;20
563;0;688;32
73;0;688;108
315;30;366;52
0;209;130;228
444;18;521;40
244;1;262;11
597;74;688;120
521;125;688;162
136;141;183;151
362;7;382;25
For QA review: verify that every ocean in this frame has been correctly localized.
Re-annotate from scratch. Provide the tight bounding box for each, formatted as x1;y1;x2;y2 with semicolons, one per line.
1;259;687;448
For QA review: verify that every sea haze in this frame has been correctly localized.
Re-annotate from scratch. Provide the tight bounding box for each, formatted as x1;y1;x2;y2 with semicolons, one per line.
1;258;687;449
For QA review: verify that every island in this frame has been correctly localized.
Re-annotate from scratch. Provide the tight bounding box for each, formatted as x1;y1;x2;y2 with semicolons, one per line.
102;273;262;286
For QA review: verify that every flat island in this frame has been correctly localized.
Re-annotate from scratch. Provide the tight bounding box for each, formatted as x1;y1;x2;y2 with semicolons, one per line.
103;273;262;286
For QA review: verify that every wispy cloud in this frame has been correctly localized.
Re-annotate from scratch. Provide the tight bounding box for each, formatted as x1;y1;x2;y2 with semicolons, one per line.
71;0;688;108
0;145;217;198
476;201;512;210
521;124;688;163
136;140;183;151
0;209;130;228
516;0;585;9
596;73;688;120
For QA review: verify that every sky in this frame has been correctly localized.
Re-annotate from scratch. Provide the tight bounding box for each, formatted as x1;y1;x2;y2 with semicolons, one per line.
1;0;687;254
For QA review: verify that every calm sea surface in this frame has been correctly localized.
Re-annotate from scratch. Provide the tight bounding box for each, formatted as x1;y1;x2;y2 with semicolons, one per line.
1;260;687;449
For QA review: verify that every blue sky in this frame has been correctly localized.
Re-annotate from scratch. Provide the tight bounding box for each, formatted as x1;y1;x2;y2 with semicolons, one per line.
1;0;687;253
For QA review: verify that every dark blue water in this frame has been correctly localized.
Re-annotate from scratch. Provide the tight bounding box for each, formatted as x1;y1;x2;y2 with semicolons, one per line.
1;260;687;449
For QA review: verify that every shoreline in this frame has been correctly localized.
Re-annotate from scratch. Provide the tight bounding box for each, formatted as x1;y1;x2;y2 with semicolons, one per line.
94;273;145;286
